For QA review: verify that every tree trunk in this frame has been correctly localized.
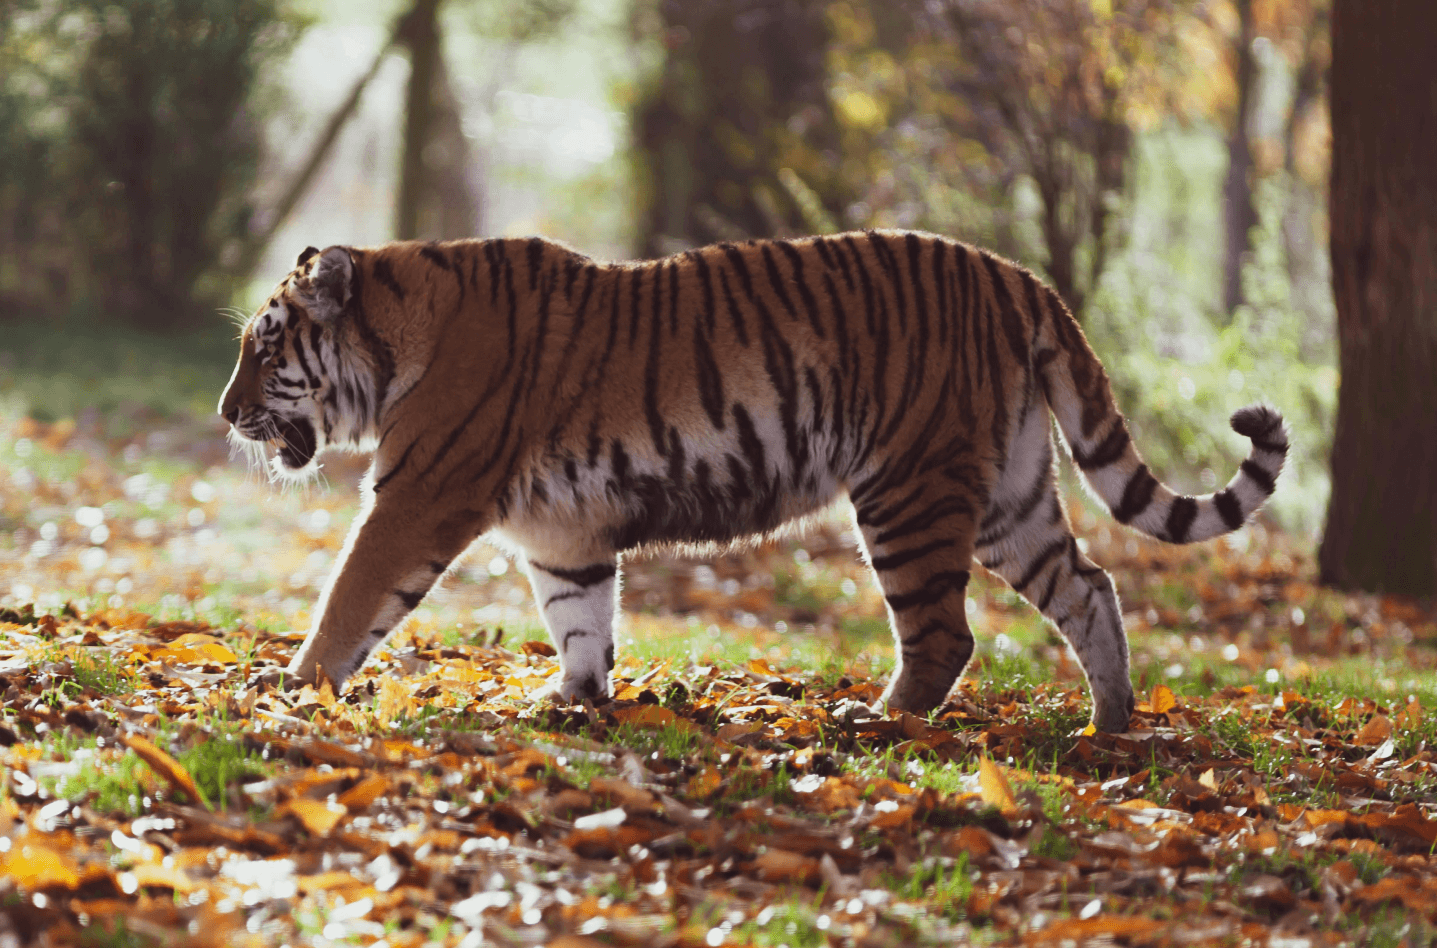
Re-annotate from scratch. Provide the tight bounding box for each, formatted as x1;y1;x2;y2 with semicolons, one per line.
396;0;441;241
1221;0;1258;316
1317;0;1437;597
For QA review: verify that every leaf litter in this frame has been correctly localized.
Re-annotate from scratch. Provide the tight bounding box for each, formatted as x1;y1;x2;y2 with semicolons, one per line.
2;413;1437;945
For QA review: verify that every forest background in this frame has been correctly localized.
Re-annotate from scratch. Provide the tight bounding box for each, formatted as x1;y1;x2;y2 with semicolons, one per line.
0;0;1336;534
8;2;1437;946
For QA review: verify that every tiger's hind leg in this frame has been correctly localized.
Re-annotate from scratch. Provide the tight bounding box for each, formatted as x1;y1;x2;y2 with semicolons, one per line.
974;410;1135;732
853;481;981;714
522;552;620;702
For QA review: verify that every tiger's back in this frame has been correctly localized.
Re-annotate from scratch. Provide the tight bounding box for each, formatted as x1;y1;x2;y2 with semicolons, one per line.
221;230;1286;732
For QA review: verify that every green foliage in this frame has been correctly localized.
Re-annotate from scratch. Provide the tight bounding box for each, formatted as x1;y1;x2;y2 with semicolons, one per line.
0;0;306;328
888;855;972;921
178;730;267;809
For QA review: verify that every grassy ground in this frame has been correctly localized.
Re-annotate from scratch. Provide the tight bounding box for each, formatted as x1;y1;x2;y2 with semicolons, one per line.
1;338;1436;946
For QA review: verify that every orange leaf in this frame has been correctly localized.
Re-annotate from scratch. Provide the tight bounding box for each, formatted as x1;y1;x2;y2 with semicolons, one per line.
612;705;698;732
1150;683;1177;714
978;755;1019;816
336;774;389;812
279;798;347;836
122;735;208;810
0;843;81;889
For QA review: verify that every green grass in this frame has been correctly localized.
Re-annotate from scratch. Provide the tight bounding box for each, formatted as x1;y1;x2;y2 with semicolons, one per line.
0;318;237;430
732;900;828;948
177;728;268;810
887;854;973;922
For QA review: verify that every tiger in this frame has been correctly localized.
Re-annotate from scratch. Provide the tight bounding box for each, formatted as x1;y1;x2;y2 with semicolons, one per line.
219;232;1287;732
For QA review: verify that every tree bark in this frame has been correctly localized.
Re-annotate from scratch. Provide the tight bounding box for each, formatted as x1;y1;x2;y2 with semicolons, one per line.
1222;0;1258;316
396;0;442;241
1317;0;1437;597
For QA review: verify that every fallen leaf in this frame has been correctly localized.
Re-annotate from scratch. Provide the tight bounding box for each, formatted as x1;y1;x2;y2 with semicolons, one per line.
978;756;1019;817
122;734;209;809
1355;713;1393;746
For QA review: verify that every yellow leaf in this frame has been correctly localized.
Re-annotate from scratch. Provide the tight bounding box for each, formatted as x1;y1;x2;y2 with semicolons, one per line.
154;633;238;665
280;798;347;836
1150;684;1177;714
978;755;1018;816
122;735;209;810
1080;722;1098;737
1199;768;1219;792
0;844;80;889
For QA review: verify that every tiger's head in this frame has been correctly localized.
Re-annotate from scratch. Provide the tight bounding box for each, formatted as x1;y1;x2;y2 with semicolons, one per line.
219;245;380;479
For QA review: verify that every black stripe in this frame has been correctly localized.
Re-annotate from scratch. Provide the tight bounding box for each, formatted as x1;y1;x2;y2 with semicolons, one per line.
721;243;755;299
866;231;907;334
420;244;452;270
870;537;957;573
373;439;418;492
532;561;617;587
544;590;585;607
394;589;425;610
1071;424;1131;471
561;628;592;650
900;620;949;651
693;327;727;430
1014;537;1068;593
1164;496;1199;544
690;250;717;335
370;628;387;639
371;258;406;300
885;570;970;612
526;237;544;292
1112;465;1159;525
760;243;800;321
428;561;447;573
717;267;749;346
1240;459;1276;496
981;253;1029;363
1214;489;1244;530
776;241;826;339
1250;437;1288;454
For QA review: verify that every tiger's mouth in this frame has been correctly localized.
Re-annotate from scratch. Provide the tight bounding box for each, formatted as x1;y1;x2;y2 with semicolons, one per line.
272;416;318;470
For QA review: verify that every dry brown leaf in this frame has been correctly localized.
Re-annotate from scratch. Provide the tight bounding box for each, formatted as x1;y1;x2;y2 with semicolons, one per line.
122;734;209;810
1356;713;1393;746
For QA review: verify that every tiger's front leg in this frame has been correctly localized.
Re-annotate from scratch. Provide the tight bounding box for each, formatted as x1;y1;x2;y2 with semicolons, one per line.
521;552;620;702
285;498;488;688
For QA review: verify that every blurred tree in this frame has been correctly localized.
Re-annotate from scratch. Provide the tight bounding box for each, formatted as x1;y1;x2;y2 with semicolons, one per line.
395;0;479;240
395;0;577;241
0;0;303;329
1318;0;1437;596
632;0;849;255
922;0;1188;317
1221;0;1258;315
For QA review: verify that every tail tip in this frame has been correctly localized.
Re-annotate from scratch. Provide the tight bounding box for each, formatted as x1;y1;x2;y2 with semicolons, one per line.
1230;404;1287;446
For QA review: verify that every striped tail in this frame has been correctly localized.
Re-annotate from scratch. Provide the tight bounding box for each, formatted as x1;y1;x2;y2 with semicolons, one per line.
1064;401;1288;544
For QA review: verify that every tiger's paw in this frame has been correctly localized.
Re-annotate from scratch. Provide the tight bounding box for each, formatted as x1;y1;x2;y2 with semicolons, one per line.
532;673;612;705
1091;689;1136;734
247;664;298;693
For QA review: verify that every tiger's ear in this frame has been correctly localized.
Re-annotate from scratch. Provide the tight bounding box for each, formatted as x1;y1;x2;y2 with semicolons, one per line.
296;246;320;267
296;246;354;324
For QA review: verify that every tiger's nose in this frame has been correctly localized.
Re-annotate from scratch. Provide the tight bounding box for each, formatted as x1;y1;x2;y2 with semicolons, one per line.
222;406;239;425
